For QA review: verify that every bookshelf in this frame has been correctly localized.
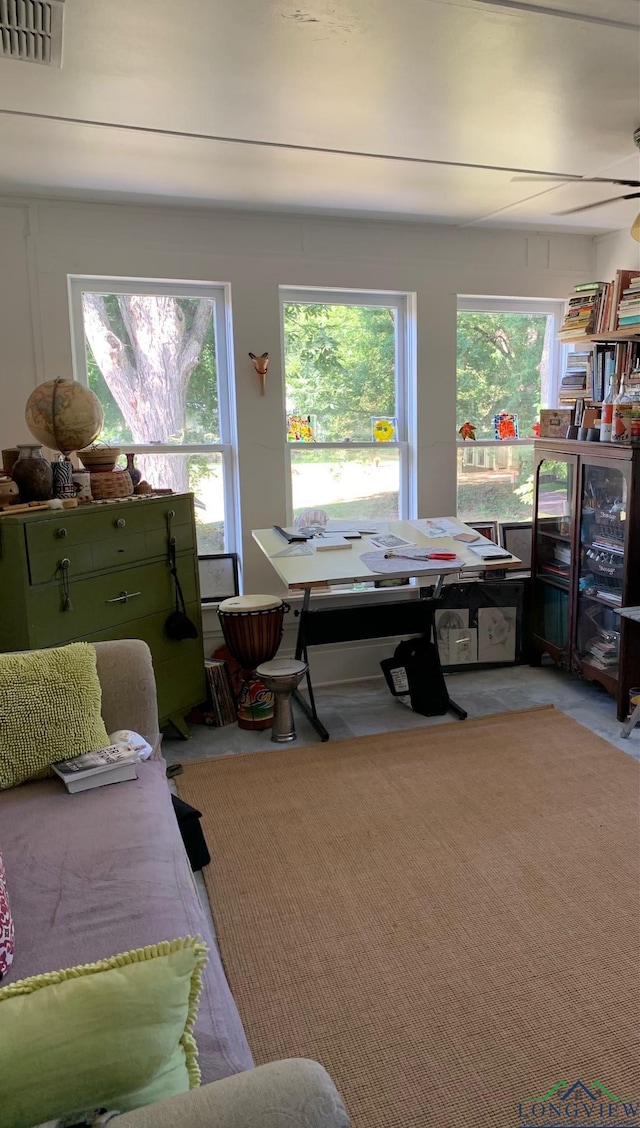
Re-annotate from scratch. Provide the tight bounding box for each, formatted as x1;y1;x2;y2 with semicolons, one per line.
558;274;640;406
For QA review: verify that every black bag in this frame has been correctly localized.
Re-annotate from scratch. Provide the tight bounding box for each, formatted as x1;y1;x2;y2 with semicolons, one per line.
165;534;199;641
171;795;211;871
381;634;449;716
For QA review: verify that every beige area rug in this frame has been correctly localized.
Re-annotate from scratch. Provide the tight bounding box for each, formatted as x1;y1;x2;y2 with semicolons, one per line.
177;707;640;1128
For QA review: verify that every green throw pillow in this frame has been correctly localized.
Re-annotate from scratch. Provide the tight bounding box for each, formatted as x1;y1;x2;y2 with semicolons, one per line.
0;642;110;789
0;937;208;1128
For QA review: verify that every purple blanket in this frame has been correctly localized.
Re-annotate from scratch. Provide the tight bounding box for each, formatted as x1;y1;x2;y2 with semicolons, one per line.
0;760;253;1083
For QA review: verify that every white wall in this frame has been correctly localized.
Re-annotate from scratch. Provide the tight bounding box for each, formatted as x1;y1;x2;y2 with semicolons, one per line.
595;229;640;280
0;197;602;676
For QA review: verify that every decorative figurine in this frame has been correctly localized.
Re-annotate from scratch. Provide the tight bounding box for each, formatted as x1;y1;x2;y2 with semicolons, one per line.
493;412;519;440
372;417;397;442
458;422;477;441
249;352;269;395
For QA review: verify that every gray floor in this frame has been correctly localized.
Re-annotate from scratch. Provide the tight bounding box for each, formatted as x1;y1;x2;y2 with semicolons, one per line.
164;661;640;764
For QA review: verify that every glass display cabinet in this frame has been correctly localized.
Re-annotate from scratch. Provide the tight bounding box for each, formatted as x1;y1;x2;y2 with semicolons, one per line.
532;440;640;719
532;452;576;665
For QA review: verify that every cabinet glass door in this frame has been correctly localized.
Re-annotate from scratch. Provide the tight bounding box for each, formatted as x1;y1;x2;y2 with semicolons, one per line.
534;455;574;652
575;461;628;683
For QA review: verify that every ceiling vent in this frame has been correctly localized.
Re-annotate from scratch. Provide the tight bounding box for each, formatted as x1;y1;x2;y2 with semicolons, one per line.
0;0;64;66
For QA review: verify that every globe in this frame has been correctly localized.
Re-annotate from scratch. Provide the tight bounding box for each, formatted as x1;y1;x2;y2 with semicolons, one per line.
25;378;104;455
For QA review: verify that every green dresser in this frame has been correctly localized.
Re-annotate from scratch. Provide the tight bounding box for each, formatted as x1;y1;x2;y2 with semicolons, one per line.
0;493;205;733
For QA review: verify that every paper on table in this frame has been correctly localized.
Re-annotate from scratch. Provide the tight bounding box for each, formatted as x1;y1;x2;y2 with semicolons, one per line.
361;551;463;574
415;517;463;538
369;533;415;550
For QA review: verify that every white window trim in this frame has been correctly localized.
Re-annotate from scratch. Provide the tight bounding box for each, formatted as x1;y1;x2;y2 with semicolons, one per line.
67;275;239;554
279;286;416;523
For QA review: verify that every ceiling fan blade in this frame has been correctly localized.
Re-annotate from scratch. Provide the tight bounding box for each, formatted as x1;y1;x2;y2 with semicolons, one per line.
512;175;640;187
556;193;640;216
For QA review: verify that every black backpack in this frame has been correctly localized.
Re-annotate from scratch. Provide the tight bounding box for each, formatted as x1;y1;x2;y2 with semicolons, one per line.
381;634;449;716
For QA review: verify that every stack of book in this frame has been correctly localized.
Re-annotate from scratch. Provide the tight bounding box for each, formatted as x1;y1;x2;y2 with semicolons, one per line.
539;544;571;584
584;631;620;669
617;275;640;329
560;272;640;341
559;351;590;402
204;658;237;726
590;270;638;335
52;743;138;794
559;282;607;341
591;532;624;556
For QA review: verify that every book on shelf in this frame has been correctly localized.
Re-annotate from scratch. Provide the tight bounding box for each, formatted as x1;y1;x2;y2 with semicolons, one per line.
560;272;640;342
51;743;139;794
595;589;622;605
559;283;607;340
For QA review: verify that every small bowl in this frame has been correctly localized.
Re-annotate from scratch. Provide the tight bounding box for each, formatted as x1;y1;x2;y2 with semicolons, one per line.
77;447;120;473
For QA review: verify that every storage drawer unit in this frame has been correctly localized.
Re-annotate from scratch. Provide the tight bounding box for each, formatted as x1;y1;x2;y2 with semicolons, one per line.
0;494;205;732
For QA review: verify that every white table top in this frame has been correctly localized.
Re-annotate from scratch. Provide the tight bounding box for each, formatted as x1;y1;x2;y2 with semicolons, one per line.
252;518;521;590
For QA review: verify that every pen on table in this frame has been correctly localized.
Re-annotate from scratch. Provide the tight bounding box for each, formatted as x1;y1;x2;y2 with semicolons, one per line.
383;551;457;561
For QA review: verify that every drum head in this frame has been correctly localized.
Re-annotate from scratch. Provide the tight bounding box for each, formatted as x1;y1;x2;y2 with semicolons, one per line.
256;658;307;678
218;595;283;613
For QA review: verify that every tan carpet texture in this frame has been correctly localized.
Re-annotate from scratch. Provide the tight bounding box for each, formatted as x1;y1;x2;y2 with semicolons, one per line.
177;707;640;1128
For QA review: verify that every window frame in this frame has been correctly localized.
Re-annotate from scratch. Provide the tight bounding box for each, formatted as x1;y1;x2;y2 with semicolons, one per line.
279;286;416;523
67;275;239;554
455;296;565;525
457;295;566;418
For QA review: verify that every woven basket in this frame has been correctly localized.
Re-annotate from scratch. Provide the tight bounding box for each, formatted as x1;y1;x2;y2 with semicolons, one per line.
89;470;133;500
77;446;121;472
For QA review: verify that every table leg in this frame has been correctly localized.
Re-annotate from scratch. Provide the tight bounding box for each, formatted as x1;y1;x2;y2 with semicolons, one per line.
620;699;640;738
294;588;330;742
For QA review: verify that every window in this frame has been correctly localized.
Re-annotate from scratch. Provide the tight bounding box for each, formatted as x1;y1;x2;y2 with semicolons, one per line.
281;289;415;523
456;298;564;524
69;278;237;554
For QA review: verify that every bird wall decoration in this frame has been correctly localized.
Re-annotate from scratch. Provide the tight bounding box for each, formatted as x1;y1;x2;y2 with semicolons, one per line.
249;352;269;395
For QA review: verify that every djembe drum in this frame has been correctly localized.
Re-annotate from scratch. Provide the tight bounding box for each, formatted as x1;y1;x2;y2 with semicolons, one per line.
217;595;286;730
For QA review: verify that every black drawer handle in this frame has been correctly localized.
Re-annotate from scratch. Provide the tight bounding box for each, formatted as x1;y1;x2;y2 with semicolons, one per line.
115;518;126;529
55;528;67;539
105;591;142;604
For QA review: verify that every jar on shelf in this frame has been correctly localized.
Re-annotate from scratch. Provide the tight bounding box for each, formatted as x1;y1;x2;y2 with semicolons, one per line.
629;386;640;442
10;444;53;502
613;375;633;443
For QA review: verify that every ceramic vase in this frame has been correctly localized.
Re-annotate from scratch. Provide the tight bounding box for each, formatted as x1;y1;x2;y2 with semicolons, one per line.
125;453;142;487
2;448;19;475
52;456;76;499
11;444;53;502
0;476;19;506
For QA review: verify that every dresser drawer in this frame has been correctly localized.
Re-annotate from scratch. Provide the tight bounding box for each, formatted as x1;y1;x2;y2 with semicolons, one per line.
26;558;198;647
26;497;195;584
25;504;148;555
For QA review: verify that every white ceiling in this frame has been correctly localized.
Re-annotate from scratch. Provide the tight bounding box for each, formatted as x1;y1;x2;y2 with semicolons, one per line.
0;0;638;232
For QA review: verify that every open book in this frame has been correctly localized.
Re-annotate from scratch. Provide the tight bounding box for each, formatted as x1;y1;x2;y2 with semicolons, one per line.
52;743;139;794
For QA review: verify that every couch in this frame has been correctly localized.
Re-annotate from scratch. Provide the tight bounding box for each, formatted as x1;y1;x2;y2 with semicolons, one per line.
0;639;349;1128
